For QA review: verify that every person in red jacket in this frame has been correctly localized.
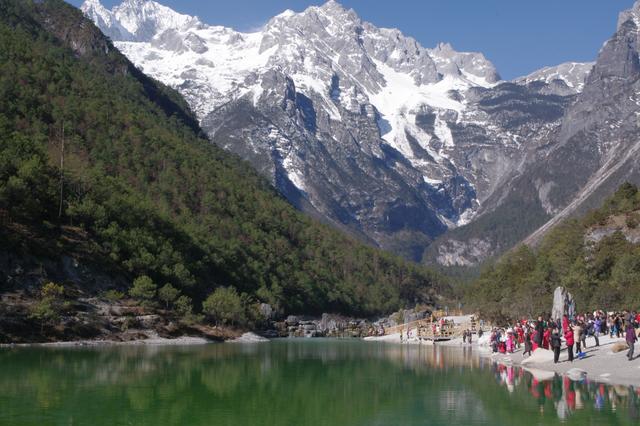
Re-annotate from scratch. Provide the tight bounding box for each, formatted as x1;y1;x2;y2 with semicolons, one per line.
562;315;569;333
565;325;575;362
543;327;551;350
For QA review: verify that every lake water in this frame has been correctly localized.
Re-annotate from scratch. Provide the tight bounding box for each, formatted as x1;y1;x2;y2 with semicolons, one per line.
0;339;638;425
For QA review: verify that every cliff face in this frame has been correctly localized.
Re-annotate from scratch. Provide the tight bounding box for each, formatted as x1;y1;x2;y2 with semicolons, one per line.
429;1;640;267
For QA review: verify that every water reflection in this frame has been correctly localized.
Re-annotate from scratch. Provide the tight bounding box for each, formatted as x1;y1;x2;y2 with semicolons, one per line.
0;340;637;425
486;357;640;423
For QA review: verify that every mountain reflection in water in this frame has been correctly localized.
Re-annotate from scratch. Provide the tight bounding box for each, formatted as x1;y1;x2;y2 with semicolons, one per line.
0;339;638;425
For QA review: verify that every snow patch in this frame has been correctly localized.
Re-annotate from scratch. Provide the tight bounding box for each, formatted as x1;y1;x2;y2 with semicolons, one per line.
423;176;443;186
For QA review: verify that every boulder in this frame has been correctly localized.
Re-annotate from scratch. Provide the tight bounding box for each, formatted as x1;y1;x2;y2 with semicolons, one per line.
318;313;347;334
259;303;274;320
285;315;299;326
552;286;576;321
521;348;555;365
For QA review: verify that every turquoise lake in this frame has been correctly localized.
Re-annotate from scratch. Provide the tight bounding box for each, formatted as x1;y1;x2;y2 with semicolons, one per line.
0;339;638;425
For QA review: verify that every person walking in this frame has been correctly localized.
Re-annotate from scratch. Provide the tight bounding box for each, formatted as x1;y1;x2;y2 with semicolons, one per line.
593;316;601;347
580;321;587;351
523;327;532;357
491;329;498;353
615;315;622;338
551;328;562;364
608;315;614;338
534;318;544;350
627;322;637;361
565;325;575;362
574;322;583;355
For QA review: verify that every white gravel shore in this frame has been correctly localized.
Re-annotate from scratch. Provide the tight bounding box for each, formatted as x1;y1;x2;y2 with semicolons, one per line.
228;332;269;343
364;332;640;387
483;334;640;387
0;333;213;348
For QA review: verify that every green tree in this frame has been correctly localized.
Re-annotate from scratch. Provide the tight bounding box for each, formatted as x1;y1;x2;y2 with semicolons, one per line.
203;287;245;325
175;295;193;317
129;276;157;303
468;183;640;318
30;282;65;330
158;283;180;309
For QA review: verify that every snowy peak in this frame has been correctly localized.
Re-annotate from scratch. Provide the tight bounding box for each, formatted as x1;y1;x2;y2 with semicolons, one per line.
81;0;201;42
313;0;357;20
514;62;594;94
113;0;201;41
258;1;499;88
84;0;500;89
428;42;501;86
81;0;134;41
618;0;640;30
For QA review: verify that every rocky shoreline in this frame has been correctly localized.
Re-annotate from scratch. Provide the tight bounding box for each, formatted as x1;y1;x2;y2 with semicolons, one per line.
0;290;434;344
1;249;438;345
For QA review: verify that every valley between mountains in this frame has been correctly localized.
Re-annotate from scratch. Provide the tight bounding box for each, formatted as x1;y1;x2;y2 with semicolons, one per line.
3;0;640;343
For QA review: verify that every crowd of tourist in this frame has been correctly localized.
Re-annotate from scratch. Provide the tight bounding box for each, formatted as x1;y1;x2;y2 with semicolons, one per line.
487;311;640;363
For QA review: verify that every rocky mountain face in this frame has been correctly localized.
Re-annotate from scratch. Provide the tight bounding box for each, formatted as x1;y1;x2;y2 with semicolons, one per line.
522;2;640;243
82;0;596;262
430;0;640;266
514;62;594;95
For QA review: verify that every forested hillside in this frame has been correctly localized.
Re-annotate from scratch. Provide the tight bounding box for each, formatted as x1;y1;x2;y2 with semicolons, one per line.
467;183;640;321
0;0;447;324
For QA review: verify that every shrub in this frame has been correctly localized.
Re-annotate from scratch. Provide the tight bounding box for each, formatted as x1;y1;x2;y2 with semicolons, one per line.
102;289;125;302
30;282;66;328
202;287;245;325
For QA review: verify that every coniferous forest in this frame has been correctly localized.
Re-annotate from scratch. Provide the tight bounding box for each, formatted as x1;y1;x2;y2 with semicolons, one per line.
467;183;640;322
0;0;447;322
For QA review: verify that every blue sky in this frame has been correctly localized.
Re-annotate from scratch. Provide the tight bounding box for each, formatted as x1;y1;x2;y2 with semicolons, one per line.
69;0;634;79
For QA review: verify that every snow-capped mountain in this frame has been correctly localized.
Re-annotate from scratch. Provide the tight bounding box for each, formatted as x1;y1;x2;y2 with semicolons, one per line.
81;0;201;41
82;0;593;261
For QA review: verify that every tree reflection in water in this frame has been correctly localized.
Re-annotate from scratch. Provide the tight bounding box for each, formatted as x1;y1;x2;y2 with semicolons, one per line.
0;340;637;425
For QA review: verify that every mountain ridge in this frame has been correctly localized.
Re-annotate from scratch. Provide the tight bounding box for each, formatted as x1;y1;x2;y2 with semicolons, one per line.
82;0;597;262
